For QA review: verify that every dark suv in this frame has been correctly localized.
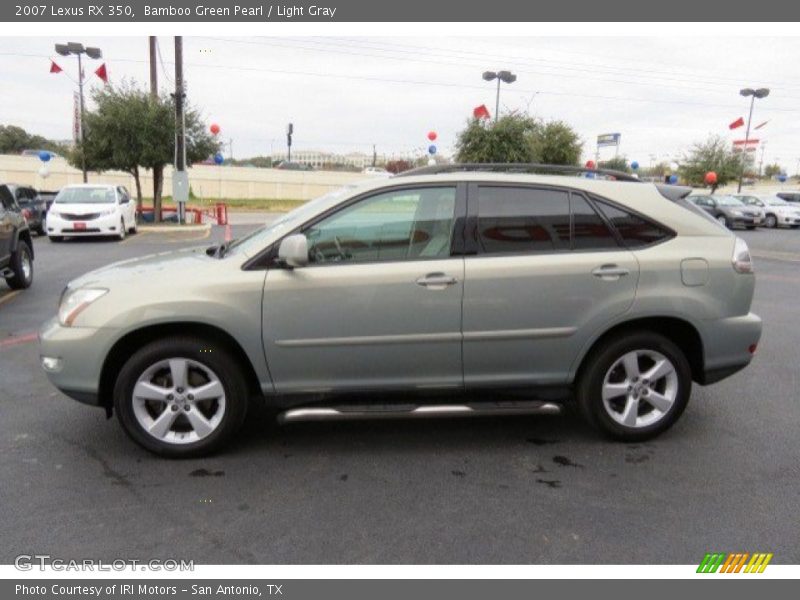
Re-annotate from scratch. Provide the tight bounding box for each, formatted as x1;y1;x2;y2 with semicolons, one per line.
6;184;46;235
0;184;34;289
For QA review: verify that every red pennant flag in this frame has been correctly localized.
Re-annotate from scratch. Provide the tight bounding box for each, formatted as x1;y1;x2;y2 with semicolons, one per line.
754;120;769;130
729;116;745;130
49;60;63;74
94;63;108;84
473;104;491;120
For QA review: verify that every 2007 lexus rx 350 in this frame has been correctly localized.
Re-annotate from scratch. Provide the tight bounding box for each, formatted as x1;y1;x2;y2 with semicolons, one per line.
39;165;762;457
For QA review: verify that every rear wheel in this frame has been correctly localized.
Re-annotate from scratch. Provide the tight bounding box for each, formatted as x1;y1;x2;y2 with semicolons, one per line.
577;331;692;441
764;214;777;228
5;240;33;289
114;337;249;457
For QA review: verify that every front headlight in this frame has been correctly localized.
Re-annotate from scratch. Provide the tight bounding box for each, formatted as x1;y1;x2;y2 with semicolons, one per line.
731;209;744;216
58;288;108;327
48;210;60;218
99;208;116;216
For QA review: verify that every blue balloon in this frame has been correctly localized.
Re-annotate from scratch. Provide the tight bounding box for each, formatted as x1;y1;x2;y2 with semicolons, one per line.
631;161;639;170
214;152;224;165
428;144;437;155
778;174;787;183
38;151;51;162
669;174;678;184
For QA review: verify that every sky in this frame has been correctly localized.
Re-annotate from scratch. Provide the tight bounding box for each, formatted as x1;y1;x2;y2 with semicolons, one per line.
2;35;799;171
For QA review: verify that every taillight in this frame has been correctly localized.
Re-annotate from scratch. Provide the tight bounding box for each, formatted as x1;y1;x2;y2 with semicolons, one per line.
22;208;32;220
732;237;754;274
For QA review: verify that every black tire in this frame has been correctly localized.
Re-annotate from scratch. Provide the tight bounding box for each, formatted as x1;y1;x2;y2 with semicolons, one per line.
764;214;777;228
716;214;730;228
49;236;64;243
5;239;33;289
117;219;126;241
577;331;692;442
114;336;249;458
746;225;757;230
35;224;46;236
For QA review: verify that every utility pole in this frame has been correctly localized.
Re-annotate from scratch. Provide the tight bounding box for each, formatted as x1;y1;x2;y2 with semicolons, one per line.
148;36;157;98
286;123;293;162
372;144;377;167
758;142;766;178
173;36;188;224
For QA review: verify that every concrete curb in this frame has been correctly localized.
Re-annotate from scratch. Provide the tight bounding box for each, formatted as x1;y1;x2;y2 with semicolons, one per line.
138;223;212;233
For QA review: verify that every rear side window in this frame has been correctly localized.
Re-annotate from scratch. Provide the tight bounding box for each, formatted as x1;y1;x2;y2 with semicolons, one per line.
570;194;618;249
476;187;570;253
594;199;672;247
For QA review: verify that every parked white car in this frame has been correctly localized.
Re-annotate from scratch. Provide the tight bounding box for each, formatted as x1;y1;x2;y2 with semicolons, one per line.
47;184;137;242
362;166;392;178
735;194;800;229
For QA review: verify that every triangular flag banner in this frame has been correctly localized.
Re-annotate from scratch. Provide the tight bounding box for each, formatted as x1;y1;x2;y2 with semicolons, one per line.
473;104;491;120
49;60;63;74
729;116;745;130
754;120;769;130
95;63;108;83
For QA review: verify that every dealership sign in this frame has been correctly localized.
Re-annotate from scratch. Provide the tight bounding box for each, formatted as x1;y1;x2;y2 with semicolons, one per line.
597;133;621;147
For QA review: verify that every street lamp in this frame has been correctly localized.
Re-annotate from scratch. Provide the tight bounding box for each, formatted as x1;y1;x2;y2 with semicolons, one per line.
55;42;103;183
483;70;517;122
737;87;769;193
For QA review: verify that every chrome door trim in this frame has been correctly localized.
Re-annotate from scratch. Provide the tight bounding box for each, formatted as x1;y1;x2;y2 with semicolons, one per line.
275;331;463;348
462;327;577;341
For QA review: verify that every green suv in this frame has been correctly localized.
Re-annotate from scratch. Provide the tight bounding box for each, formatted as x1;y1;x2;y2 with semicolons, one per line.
39;165;762;457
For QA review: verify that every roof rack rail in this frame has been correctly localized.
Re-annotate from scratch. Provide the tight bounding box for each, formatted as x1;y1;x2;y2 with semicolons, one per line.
395;162;642;183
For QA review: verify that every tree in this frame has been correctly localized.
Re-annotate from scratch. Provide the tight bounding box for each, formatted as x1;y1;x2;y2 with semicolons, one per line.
74;81;219;221
764;163;783;178
0;124;66;155
455;113;582;165
679;135;742;187
385;159;413;174
599;156;630;173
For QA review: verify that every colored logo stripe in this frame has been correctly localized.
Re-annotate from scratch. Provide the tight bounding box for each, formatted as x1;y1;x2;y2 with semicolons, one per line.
697;552;773;573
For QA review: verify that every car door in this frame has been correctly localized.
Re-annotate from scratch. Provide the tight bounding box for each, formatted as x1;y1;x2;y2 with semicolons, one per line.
461;184;640;388
0;186;14;262
262;184;466;394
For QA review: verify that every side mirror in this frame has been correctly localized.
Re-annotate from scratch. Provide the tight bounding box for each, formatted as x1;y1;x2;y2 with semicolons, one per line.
277;234;309;268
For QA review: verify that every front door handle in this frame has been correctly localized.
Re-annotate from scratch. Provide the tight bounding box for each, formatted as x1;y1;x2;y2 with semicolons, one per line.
592;264;630;280
416;272;458;289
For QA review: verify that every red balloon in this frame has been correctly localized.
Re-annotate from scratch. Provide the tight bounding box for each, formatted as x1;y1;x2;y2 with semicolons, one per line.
704;171;718;185
210;123;221;135
427;131;437;141
585;160;596;169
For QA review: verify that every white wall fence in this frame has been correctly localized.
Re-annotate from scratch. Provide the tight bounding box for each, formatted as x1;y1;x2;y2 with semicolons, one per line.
0;154;370;201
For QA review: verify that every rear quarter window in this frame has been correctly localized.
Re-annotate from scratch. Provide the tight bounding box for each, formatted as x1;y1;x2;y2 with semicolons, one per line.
593;199;673;248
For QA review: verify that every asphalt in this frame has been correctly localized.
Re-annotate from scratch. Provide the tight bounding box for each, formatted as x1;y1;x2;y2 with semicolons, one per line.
0;222;798;565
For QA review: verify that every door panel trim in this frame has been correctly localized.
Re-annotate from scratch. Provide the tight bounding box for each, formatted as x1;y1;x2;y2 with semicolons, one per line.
463;327;577;341
276;331;462;348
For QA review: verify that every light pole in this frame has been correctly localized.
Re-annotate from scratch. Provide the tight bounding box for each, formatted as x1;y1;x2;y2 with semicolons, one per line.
737;87;769;193
55;42;102;183
482;70;517;122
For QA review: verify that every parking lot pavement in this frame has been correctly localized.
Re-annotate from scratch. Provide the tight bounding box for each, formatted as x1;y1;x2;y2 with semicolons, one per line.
1;225;799;565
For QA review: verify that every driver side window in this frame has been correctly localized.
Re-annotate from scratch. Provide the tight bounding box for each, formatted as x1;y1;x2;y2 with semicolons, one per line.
305;187;456;264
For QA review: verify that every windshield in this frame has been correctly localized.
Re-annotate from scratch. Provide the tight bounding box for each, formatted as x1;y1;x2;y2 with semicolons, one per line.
224;186;357;257
714;196;744;207
55;187;116;204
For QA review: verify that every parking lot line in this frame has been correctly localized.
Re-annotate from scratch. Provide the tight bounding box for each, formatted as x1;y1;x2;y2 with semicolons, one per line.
0;290;20;306
0;331;38;349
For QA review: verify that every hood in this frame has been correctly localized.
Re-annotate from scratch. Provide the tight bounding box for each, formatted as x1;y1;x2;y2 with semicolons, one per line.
68;246;215;288
51;202;117;215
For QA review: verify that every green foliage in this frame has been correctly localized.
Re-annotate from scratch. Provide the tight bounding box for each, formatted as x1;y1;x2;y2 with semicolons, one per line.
679;135;742;186
455;114;582;165
599;156;631;173
763;163;783;178
0;124;66;155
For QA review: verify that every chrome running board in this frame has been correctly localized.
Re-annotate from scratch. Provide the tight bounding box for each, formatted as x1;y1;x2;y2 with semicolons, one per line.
277;401;562;424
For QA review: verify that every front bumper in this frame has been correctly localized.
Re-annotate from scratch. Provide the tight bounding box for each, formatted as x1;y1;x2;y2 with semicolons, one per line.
47;212;120;236
39;317;119;406
699;312;762;385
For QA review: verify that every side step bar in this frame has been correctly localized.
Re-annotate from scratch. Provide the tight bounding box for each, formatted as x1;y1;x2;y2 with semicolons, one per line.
277;401;562;425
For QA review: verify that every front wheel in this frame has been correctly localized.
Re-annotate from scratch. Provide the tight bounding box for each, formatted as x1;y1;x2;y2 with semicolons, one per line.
577;331;692;441
5;240;33;289
764;214;777;228
716;215;730;228
114;337;249;457
117;218;126;241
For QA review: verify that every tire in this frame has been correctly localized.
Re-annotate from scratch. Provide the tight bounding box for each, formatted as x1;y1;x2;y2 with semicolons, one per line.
716;215;730;228
49;236;64;243
35;224;46;236
576;331;692;442
746;225;757;230
113;336;249;458
129;219;137;234
5;239;33;289
764;214;777;228
117;218;126;241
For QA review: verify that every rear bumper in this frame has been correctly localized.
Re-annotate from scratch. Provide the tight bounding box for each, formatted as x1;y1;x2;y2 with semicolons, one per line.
698;312;762;385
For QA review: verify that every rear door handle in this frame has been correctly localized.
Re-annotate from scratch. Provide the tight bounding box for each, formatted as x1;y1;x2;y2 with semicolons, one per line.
592;264;630;279
416;272;458;289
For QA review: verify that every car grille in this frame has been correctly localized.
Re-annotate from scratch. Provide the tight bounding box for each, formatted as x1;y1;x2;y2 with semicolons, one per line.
60;212;102;221
61;228;102;233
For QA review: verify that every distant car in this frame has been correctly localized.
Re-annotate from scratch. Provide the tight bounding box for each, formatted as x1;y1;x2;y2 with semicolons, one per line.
0;184;34;289
686;194;762;229
736;194;800;228
362;166;392;178
47;184;137;242
776;191;800;206
275;161;313;171
37;190;58;212
4;184;46;235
